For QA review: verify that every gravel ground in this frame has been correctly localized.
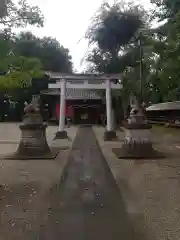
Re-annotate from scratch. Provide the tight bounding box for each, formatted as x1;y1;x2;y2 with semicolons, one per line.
1;123;180;240
0;124;77;240
94;126;180;240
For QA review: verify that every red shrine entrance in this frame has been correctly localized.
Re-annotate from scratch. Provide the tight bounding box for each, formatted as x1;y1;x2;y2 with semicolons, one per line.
41;72;122;126
41;89;105;125
55;100;104;124
56;103;73;119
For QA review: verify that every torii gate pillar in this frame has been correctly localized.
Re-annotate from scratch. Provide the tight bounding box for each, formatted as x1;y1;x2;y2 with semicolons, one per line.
55;79;68;139
103;79;117;140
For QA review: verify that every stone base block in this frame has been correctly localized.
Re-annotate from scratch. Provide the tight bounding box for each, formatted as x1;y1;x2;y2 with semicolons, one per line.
103;130;117;141
112;143;164;159
18;123;51;157
17;141;51;156
113;127;164;159
3;147;62;160
54;130;68;139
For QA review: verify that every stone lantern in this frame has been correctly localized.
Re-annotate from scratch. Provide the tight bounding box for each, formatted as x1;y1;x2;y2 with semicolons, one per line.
117;107;161;158
16;100;51;157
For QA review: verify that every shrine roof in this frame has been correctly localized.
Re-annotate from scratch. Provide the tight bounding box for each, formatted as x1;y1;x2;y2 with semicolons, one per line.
146;101;180;111
41;89;103;100
45;71;121;81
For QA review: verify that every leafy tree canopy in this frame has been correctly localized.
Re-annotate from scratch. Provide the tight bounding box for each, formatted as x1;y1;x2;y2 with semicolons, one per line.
14;31;73;73
0;51;43;90
0;30;73;90
86;1;146;54
0;0;72;90
0;0;44;90
84;1;156;113
151;0;180;21
84;0;180;105
0;0;44;28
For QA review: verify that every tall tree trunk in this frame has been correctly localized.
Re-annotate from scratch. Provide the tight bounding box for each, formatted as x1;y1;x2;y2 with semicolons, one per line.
122;100;129;119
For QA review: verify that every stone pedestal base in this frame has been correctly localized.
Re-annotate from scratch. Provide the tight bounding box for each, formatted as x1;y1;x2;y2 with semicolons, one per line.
54;130;68;139
118;143;159;159
17;123;51;157
113;107;164;159
116;127;163;159
115;145;163;159
103;130;117;141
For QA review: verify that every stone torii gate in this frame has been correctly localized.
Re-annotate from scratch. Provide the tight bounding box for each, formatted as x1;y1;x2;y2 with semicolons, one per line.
47;73;122;140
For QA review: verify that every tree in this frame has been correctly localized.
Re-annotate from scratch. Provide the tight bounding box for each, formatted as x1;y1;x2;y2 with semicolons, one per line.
0;29;73;90
85;1;148;76
151;0;180;21
14;32;73;72
86;1;147;48
0;0;44;28
85;48;136;73
0;54;43;90
85;1;148;117
0;0;44;90
85;0;180;106
149;0;180;102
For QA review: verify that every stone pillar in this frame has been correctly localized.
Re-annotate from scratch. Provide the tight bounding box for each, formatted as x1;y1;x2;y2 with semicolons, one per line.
55;79;68;139
104;79;117;141
106;79;112;131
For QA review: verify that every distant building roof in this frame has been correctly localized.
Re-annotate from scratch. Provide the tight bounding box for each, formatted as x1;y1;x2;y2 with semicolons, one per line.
146;101;180;111
41;89;103;100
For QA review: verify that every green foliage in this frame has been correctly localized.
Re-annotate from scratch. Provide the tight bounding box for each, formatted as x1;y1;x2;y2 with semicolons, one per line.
86;2;145;53
148;8;180;102
151;0;180;21
0;39;11;60
0;55;43;90
0;0;44;28
86;47;141;74
85;1;147;73
84;1;150;117
0;29;73;90
85;2;149;106
85;0;180;105
14;32;73;72
0;0;45;90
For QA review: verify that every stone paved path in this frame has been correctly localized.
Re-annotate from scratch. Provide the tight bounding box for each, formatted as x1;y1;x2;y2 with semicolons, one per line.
39;127;142;240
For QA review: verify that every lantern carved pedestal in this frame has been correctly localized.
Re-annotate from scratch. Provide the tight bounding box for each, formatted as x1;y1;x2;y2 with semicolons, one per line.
16;112;51;157
114;108;163;159
2;101;61;160
15;101;52;158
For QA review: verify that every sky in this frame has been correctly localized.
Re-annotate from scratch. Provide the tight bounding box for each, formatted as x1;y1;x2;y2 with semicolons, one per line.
22;0;153;71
